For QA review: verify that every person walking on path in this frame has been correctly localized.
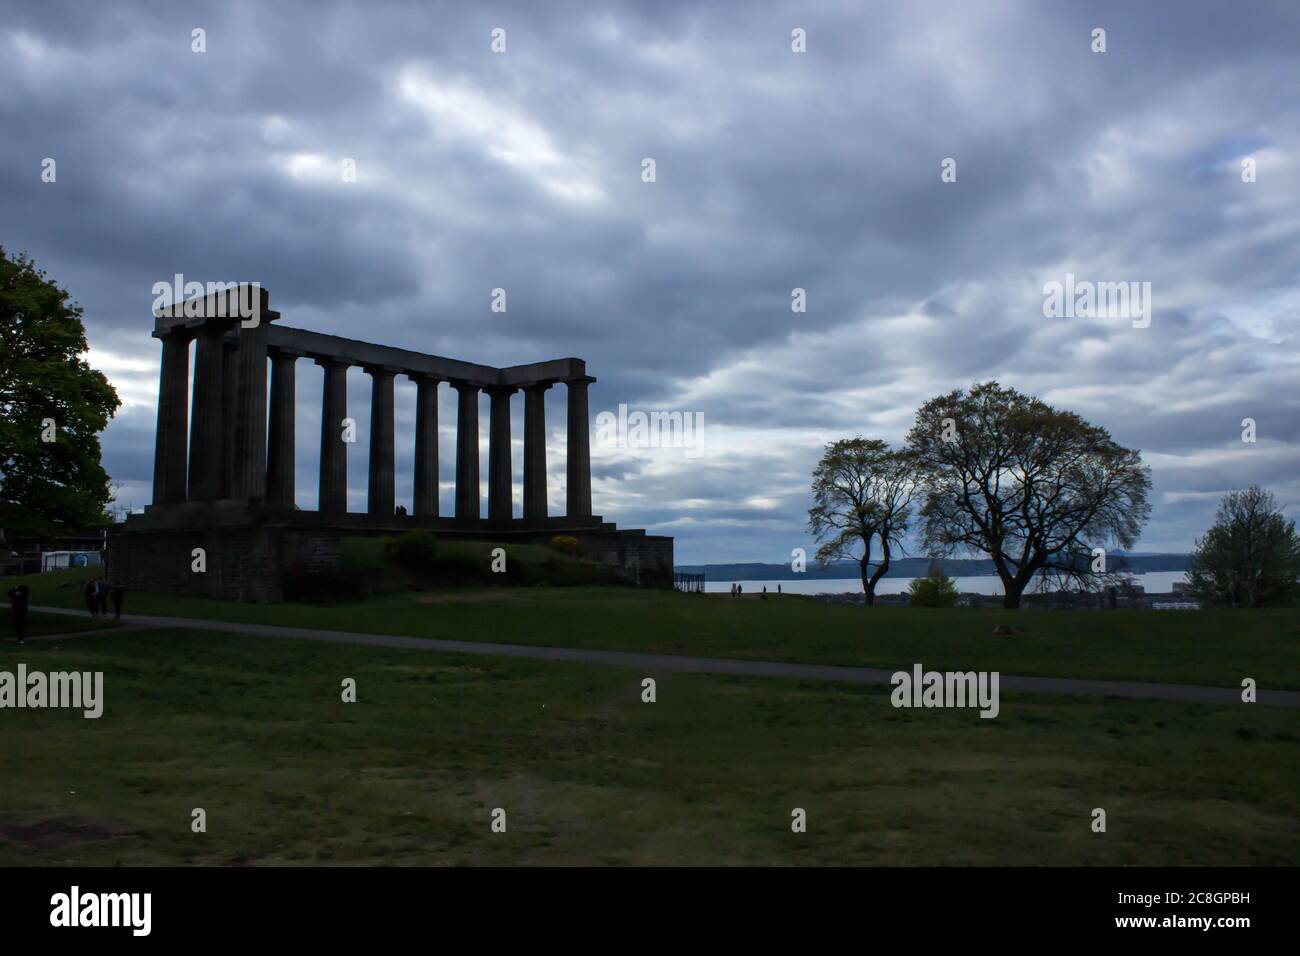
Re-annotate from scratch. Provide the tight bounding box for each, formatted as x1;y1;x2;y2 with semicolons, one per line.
95;576;109;615
7;584;29;643
110;582;125;619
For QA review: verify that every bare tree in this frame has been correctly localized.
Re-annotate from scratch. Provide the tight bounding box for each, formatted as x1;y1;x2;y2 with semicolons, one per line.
907;382;1151;609
808;438;918;605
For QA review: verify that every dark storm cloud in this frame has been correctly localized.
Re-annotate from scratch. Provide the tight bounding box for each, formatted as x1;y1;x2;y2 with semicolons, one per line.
3;0;1298;562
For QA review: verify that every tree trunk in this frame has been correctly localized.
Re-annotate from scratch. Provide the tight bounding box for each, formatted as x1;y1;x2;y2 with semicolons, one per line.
866;541;891;608
860;555;875;606
1001;572;1025;608
999;557;1035;610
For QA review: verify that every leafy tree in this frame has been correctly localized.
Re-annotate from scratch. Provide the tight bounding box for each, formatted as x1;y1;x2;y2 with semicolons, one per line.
908;566;958;608
808;438;918;605
0;249;120;542
1187;486;1300;607
907;381;1150;609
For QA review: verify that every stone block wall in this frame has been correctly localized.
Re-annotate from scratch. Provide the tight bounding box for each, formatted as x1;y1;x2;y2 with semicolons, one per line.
570;530;674;588
108;524;281;602
108;515;675;601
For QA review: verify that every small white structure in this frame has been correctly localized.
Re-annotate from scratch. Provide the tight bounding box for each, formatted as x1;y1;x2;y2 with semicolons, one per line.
42;550;103;571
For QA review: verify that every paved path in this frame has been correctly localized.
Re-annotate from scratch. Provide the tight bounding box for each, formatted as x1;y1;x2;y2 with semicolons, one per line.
13;604;1300;708
20;624;164;643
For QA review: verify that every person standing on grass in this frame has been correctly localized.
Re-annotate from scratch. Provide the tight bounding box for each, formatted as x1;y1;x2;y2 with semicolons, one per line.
84;578;98;616
95;575;109;615
7;584;29;643
110;581;124;619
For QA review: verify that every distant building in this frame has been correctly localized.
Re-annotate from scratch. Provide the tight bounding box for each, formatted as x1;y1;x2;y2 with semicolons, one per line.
2;527;107;576
42;550;104;572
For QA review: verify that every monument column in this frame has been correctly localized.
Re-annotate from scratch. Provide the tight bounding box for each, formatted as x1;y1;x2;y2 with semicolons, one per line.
486;386;517;521
231;321;270;499
221;339;238;497
366;367;396;516
317;358;349;515
151;330;191;504
266;350;297;509
188;323;229;501
565;376;595;517
412;375;440;517
452;382;481;519
523;383;551;521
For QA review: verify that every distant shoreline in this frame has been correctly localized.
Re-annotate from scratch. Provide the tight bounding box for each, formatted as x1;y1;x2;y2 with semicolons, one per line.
694;570;1191;599
675;555;1191;581
701;570;1181;583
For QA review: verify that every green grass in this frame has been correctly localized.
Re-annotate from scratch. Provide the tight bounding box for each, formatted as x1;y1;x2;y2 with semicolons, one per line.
17;567;1300;689
0;609;120;639
2;627;1297;865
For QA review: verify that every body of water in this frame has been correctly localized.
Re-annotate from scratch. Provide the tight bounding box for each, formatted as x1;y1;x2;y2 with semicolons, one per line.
702;570;1190;596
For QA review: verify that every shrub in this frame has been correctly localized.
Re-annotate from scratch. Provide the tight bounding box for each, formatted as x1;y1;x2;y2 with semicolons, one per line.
386;530;440;572
550;534;582;557
909;568;958;608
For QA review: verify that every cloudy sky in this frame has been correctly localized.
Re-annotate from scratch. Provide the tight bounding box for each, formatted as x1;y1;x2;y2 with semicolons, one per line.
3;0;1298;564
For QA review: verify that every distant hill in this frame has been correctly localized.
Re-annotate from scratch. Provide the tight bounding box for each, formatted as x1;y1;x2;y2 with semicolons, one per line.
675;554;1190;579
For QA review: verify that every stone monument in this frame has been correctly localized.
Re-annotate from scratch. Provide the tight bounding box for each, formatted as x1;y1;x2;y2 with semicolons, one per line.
109;286;673;599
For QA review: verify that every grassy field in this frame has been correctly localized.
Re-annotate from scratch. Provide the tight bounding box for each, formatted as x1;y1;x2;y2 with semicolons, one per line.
14;567;1300;689
2;626;1297;866
0;609;120;639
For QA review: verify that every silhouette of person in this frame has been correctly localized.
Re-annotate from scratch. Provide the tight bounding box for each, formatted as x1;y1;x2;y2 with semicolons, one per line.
110;582;125;619
95;576;110;614
7;584;29;643
84;579;98;616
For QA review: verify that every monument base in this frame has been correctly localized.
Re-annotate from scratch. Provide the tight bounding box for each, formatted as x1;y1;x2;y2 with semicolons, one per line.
107;504;674;602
